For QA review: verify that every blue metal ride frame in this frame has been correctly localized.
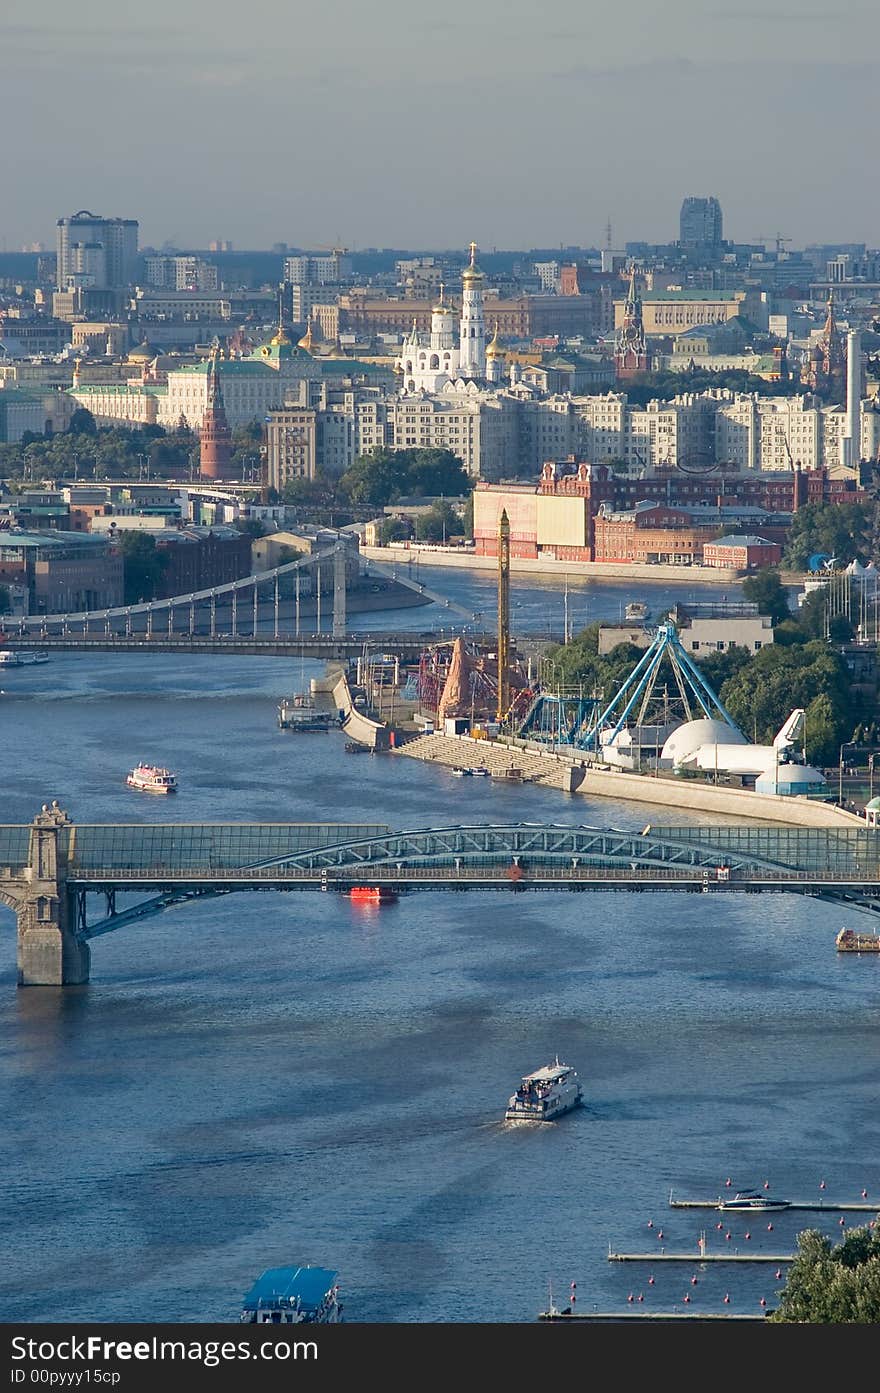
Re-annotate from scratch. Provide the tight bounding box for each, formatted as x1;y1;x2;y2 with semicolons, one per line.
580;622;739;751
519;693;597;746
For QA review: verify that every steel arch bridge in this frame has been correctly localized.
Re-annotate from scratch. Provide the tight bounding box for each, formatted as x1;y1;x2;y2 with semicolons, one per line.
55;820;880;938
6;810;880;984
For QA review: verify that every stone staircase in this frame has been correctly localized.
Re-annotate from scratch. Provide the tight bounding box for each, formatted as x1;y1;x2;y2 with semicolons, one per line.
394;733;571;788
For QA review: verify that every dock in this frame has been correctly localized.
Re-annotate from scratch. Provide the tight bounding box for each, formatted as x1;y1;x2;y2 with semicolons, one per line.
608;1250;793;1264
669;1196;878;1214
539;1310;769;1322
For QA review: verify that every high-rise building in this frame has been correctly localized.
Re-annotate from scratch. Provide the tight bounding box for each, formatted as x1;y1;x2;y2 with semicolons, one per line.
56;211;138;290
679;197;723;250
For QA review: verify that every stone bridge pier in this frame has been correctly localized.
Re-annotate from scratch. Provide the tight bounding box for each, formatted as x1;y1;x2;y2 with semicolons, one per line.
12;803;90;987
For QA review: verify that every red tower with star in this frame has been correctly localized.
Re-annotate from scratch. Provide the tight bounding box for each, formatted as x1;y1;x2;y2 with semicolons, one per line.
200;350;233;480
614;264;648;380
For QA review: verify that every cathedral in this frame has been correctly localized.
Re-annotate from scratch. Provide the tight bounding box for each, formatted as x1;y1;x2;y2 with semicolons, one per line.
398;243;498;393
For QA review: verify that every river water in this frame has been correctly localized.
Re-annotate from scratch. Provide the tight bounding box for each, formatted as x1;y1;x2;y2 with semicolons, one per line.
1;567;877;1324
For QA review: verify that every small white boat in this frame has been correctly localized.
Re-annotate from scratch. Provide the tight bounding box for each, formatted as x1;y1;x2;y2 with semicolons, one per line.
504;1057;583;1123
624;601;649;621
126;763;178;794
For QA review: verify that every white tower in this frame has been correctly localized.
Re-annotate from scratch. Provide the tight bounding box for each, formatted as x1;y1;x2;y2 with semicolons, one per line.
842;329;861;470
459;241;486;378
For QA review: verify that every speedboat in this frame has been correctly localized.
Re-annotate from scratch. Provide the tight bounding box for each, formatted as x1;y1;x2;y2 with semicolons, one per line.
126;763;178;794
504;1057;583;1123
717;1191;790;1212
240;1266;341;1324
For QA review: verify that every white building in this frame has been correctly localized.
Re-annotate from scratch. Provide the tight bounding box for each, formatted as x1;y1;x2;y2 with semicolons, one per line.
397;244;487;393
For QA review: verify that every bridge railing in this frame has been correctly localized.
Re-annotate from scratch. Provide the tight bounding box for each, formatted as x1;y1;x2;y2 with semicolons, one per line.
65;864;876;885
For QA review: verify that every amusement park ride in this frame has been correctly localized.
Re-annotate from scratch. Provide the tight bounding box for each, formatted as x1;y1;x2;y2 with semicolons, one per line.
412;512;822;789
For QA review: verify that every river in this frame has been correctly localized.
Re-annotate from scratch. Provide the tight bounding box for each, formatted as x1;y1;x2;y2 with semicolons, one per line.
0;567;875;1324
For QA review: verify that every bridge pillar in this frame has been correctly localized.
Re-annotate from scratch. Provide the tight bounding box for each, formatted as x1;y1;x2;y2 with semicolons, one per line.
17;803;90;987
333;544;347;639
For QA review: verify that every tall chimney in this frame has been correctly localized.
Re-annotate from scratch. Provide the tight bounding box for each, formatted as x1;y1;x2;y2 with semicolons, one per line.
843;329;861;470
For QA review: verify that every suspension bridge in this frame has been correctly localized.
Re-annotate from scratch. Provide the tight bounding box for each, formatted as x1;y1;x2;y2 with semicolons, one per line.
0;542;485;657
4;803;880;985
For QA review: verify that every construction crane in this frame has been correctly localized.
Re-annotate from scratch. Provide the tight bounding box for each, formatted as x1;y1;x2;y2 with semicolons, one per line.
753;234;792;255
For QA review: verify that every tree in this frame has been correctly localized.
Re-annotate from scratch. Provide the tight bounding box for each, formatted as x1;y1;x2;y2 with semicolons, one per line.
68;407;97;436
116;531;168;604
379;517;411;544
415;500;461;543
405;448;469;498
783;501;873;571
741;569;791;625
769;1223;880;1322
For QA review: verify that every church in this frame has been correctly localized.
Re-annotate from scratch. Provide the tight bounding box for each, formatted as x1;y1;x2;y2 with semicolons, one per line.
397;243;506;393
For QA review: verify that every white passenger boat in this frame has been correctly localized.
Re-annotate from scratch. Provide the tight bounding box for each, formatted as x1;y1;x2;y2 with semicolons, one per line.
240;1266;341;1324
126;763;178;794
504;1057;583;1122
0;650;50;666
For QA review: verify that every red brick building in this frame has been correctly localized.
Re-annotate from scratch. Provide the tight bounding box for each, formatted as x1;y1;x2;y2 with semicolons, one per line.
702;535;782;570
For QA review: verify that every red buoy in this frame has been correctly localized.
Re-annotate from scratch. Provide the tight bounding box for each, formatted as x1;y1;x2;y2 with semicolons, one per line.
637;1294;644;1303
763;1180;770;1190
775;1270;782;1280
690;1275;698;1286
819;1179;826;1190
725;1231;732;1241
648;1275;655;1286
862;1189;868;1199
627;1293;634;1303
647;1219;653;1228
683;1293;691;1303
725;1177;732;1187
657;1230;664;1240
716;1221;724;1230
723;1294;730;1304
760;1297;767;1308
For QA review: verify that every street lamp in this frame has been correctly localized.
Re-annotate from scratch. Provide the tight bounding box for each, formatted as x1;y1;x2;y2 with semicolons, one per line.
869;752;875;805
839;742;854;807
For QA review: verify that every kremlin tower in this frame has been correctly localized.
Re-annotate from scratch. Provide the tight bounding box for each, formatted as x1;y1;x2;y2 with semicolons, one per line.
800;291;846;400
614;264;648;379
199;349;233;479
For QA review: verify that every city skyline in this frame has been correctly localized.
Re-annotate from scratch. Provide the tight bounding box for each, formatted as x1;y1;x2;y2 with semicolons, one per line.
1;0;878;251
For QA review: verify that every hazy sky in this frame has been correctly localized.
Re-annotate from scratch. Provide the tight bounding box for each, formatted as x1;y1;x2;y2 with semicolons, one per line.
2;0;878;252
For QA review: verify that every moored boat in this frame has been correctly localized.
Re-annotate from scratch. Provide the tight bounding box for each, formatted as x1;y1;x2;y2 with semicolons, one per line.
504;1057;583;1123
126;763;177;794
0;650;50;666
836;927;880;952
240;1265;341;1324
278;694;335;731
717;1191;790;1212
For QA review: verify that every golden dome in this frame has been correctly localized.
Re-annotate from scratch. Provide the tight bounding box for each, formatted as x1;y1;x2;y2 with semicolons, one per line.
486;324;504;357
297;318;315;352
432;282;454;315
270;325;292;347
461;240;483;281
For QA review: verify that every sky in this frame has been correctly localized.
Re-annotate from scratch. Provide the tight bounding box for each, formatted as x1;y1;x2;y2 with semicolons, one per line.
2;0;878;253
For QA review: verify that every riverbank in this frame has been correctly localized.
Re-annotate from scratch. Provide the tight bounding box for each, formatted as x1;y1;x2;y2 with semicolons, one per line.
394;731;862;829
361;545;746;585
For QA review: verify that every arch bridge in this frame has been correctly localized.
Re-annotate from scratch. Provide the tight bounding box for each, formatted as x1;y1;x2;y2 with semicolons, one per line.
3;806;880;985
